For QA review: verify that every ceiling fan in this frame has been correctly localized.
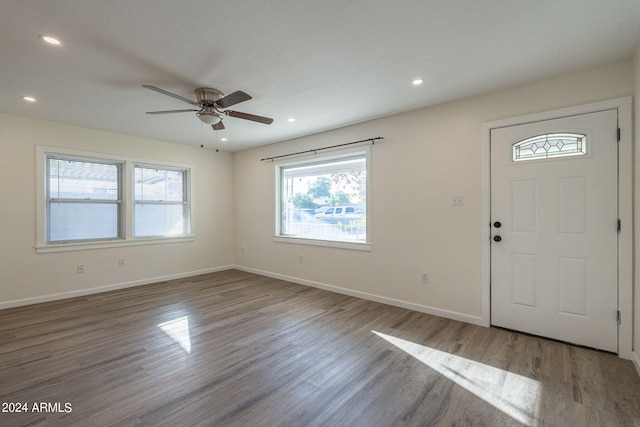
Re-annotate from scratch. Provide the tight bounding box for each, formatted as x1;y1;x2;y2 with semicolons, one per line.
142;85;273;130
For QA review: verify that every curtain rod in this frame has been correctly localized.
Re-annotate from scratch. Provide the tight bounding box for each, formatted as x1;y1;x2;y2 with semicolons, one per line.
260;137;384;162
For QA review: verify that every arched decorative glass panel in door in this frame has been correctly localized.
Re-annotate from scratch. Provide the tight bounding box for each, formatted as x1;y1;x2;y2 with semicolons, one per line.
512;133;587;161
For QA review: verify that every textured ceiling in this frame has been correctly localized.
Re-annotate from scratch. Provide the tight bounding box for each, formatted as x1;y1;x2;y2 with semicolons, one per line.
1;0;639;151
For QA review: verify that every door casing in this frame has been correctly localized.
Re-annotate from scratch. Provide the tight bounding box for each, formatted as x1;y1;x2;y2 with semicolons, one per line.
481;97;633;359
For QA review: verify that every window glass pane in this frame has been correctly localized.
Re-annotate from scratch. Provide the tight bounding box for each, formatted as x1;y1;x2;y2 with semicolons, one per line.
133;164;190;238
49;202;119;241
46;155;122;243
134;166;184;202
513;133;587;161
280;154;366;243
48;158;119;200
134;204;187;237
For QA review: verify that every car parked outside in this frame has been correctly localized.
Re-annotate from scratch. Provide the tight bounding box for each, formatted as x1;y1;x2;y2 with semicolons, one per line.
314;206;364;223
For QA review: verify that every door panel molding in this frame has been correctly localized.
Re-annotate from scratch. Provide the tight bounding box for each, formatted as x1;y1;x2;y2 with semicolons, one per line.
481;97;632;359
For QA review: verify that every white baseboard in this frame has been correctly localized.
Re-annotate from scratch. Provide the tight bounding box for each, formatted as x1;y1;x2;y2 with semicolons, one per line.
0;265;234;311
234;265;486;327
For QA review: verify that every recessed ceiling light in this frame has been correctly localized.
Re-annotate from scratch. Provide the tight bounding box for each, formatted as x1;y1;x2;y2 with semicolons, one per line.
287;117;296;123
412;78;424;86
23;96;36;103
220;138;228;142
39;35;62;46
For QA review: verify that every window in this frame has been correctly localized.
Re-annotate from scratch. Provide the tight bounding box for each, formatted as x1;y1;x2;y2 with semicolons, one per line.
277;150;369;246
46;155;123;242
38;147;193;251
513;133;587;161
134;164;190;237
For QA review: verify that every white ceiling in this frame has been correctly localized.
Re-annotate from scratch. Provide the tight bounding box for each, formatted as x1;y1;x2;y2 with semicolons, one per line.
2;0;639;152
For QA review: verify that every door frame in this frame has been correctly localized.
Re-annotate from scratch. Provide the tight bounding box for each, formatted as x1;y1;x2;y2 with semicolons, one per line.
481;97;632;359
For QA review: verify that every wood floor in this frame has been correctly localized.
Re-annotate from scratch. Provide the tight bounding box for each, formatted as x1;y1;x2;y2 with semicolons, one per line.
1;270;639;426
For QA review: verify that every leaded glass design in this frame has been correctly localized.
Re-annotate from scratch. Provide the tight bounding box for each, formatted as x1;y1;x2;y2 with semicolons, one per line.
513;133;586;161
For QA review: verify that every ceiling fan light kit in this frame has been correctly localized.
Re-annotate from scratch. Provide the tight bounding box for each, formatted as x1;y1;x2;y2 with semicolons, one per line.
196;110;221;125
143;85;273;133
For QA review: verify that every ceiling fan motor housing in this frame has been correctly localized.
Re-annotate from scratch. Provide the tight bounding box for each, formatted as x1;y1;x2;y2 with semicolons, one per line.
195;88;224;107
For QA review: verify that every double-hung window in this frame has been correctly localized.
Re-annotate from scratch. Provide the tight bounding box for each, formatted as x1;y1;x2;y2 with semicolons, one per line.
46;154;123;242
134;164;190;237
38;147;193;251
276;149;370;248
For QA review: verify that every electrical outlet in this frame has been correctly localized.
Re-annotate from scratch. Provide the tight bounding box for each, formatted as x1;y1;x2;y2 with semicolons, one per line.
452;195;464;206
421;272;429;283
118;258;126;267
299;255;304;263
77;264;84;274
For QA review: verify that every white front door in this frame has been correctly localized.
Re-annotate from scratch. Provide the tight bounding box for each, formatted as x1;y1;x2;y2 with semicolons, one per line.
490;109;618;352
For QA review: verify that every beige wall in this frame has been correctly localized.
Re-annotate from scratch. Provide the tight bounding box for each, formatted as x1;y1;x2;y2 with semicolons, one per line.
0;57;636;365
233;59;633;325
0;114;235;307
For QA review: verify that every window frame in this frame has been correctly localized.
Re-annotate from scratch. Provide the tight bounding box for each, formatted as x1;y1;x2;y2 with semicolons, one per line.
45;154;124;243
133;163;191;238
273;146;372;251
36;146;194;253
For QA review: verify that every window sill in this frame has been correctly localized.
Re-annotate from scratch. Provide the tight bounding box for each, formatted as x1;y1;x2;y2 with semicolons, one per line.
36;235;195;253
273;236;372;251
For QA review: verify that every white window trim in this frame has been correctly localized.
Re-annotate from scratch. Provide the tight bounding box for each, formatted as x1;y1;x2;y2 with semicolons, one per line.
133;162;191;238
272;235;372;251
36;146;195;253
273;145;372;251
46;153;124;243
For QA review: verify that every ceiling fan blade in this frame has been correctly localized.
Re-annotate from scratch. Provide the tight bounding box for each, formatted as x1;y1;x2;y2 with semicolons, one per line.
226;110;274;124
216;91;252;108
212;121;225;131
146;109;200;115
142;85;200;107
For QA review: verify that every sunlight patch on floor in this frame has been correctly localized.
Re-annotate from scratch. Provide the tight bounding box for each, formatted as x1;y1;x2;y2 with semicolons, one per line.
158;316;192;353
372;331;540;425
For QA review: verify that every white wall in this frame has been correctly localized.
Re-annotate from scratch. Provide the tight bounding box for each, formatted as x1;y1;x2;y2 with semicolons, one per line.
0;113;235;308
233;59;633;325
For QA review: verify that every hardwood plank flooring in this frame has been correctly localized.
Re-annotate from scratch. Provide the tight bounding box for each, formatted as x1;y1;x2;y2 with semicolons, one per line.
1;269;639;426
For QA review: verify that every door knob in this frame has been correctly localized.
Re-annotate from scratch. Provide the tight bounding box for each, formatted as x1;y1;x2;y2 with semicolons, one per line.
493;235;502;242
493;221;502;228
